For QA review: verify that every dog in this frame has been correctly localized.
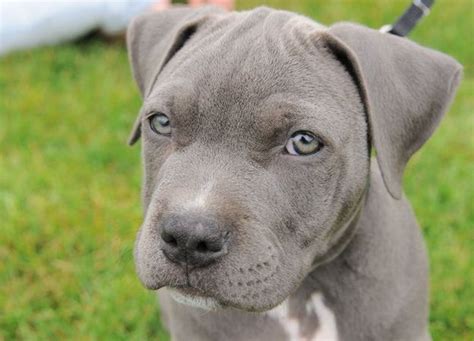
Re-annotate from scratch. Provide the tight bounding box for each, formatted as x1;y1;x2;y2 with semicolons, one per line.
126;6;461;341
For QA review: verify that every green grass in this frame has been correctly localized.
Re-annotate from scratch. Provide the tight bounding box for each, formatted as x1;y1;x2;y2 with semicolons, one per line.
0;0;472;339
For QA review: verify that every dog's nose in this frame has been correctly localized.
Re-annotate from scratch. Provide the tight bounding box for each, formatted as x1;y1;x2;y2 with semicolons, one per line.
160;215;230;268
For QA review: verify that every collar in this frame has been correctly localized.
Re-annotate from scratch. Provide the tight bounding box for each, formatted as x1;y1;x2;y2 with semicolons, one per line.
380;0;434;37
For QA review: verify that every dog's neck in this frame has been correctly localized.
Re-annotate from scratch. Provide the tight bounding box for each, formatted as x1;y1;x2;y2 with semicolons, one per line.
309;188;367;271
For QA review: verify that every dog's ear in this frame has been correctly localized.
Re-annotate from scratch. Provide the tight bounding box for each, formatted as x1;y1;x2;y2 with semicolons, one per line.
126;6;223;145
323;23;462;199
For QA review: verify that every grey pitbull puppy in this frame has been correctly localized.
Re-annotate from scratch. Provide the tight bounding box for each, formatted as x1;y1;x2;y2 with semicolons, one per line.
126;6;461;341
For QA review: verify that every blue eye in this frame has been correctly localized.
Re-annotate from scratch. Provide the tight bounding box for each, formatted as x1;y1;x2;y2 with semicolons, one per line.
285;131;323;156
149;113;171;135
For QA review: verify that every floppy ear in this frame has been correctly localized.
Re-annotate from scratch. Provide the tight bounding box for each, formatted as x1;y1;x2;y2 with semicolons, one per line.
323;23;462;199
126;6;224;145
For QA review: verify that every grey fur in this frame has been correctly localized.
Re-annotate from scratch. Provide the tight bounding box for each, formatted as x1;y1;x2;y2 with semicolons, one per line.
126;6;461;341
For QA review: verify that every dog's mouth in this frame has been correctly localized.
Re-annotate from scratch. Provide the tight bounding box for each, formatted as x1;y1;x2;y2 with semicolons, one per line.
137;231;291;312
167;286;224;311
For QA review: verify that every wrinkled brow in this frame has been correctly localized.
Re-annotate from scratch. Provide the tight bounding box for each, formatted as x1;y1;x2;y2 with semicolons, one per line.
253;107;295;143
252;93;311;140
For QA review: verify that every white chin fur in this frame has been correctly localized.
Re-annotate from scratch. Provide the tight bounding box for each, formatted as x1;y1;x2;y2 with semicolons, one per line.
167;288;222;311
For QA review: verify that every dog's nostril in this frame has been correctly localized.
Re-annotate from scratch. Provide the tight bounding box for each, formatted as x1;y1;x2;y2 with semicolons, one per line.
161;230;178;247
196;241;208;252
168;237;177;247
195;239;224;253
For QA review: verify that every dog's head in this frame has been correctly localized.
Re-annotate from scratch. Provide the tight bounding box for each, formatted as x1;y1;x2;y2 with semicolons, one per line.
127;7;461;311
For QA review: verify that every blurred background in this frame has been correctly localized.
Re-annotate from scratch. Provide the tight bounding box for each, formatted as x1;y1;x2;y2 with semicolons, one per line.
0;0;472;339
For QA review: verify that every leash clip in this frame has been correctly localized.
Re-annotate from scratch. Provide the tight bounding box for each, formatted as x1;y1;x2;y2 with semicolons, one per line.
413;0;431;16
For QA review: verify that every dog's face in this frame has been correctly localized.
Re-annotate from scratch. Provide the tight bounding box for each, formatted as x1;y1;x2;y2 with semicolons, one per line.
127;8;461;312
134;17;369;311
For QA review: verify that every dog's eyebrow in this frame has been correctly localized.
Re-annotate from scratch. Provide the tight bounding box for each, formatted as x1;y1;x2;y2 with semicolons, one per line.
254;94;339;148
141;81;195;118
253;93;317;137
253;108;295;141
139;95;174;118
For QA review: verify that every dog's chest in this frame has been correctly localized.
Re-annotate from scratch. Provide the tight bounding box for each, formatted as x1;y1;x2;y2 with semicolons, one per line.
266;292;338;341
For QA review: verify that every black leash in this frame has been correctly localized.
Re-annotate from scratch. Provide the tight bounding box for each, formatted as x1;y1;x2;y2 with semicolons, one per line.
380;0;434;37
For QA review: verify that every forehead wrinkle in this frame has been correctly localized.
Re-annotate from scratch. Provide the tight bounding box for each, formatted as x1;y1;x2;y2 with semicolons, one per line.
181;16;299;109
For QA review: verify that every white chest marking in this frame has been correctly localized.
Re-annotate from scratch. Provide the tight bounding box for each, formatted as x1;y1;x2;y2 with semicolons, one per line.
267;293;339;341
267;300;301;341
309;293;338;341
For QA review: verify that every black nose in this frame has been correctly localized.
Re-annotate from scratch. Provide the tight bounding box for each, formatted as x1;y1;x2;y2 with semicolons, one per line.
160;215;230;268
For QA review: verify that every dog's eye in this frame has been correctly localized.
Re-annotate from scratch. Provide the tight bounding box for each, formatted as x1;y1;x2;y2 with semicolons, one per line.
285;131;323;156
149;113;171;135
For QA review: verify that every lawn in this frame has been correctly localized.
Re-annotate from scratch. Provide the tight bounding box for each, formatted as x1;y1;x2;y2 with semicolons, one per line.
0;0;472;339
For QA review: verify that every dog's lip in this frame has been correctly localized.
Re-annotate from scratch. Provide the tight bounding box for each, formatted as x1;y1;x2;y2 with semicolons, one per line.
168;285;224;303
169;285;208;297
167;286;226;310
167;286;280;313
